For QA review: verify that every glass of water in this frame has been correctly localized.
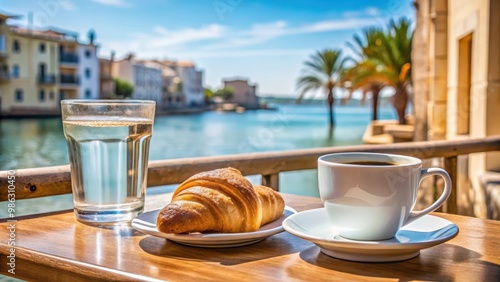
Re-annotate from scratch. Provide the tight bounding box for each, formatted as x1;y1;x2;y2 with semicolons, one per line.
61;100;156;224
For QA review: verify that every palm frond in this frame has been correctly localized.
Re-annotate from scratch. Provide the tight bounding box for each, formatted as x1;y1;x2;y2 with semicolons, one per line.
295;49;345;103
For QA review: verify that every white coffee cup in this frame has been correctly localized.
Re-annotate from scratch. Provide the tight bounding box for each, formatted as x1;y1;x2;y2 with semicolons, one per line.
318;152;452;241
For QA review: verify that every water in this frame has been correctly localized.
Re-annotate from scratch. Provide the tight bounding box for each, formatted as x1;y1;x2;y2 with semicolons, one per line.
0;103;397;217
63;118;153;223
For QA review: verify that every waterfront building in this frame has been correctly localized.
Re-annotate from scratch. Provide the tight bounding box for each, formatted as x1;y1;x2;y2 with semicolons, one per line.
139;60;205;108
223;78;260;109
413;0;500;218
0;12;99;115
77;31;99;100
176;61;204;107
160;62;184;108
99;57;114;99
112;54;162;103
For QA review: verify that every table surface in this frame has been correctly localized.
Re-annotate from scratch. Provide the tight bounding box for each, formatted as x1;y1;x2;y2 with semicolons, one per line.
1;193;500;282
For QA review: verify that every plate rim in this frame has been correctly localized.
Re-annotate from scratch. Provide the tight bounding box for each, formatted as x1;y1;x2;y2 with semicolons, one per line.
282;208;459;250
132;205;297;244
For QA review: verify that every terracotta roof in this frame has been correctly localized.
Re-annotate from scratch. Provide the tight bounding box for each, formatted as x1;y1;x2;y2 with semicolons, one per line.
177;61;194;67
0;12;22;21
9;26;79;43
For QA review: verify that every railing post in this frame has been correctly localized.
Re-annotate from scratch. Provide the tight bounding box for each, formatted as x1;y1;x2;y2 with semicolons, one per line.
262;173;279;191
444;156;458;214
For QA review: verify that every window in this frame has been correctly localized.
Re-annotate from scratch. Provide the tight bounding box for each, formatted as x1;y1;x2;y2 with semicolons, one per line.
39;90;45;101
85;49;92;58
15;89;23;102
85;68;91;79
39;43;46;53
0;35;5;52
457;33;473;135
12;65;19;78
49;91;55;100
12;40;20;53
85;89;91;98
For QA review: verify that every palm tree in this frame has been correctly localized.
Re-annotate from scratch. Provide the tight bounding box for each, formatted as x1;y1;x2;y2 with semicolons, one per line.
341;28;388;121
371;18;413;124
341;59;386;121
296;49;345;128
342;18;413;124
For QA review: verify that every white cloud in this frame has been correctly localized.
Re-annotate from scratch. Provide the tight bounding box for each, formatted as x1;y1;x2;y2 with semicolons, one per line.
144;24;226;47
297;18;376;33
100;14;377;59
176;48;314;59
365;7;381;16
343;7;381;18
92;0;129;7
208;17;375;50
59;0;76;11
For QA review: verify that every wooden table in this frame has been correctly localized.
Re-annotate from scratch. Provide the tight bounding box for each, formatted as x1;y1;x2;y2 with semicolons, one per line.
1;193;499;281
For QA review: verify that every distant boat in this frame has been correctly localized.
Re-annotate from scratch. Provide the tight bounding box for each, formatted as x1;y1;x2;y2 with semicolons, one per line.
213;103;246;113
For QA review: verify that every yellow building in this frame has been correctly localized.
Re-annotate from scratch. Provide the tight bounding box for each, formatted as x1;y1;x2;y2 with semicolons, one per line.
0;13;60;114
413;0;500;218
0;12;98;115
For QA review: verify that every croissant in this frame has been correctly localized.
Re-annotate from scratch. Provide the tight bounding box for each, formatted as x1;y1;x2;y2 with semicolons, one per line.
157;167;285;234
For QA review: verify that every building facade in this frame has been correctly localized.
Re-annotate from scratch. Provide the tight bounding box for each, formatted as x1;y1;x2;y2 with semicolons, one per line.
413;0;500;218
112;55;162;103
99;57;114;99
223;79;259;109
139;60;205;108
0;12;99;115
77;43;99;99
176;61;204;107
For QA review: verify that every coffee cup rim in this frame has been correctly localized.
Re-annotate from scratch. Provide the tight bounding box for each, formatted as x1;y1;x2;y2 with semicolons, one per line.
318;152;421;168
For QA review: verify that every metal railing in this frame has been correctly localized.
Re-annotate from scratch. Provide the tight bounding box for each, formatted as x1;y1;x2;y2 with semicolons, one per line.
0;72;10;80
59;53;79;64
59;74;80;85
1;136;500;214
37;74;57;84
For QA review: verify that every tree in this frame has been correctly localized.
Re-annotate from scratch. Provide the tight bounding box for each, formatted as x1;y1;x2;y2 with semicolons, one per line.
213;87;235;101
114;78;134;98
204;87;214;103
366;18;413;124
296;49;345;128
341;28;387;121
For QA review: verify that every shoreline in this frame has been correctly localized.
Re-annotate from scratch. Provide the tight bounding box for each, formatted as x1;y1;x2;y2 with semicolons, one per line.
0;105;279;119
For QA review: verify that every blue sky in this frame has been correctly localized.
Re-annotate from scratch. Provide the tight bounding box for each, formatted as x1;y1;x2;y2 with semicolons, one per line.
1;0;415;97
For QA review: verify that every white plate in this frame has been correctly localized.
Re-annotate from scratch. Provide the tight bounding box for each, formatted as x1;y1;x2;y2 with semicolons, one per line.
282;208;459;262
132;206;296;248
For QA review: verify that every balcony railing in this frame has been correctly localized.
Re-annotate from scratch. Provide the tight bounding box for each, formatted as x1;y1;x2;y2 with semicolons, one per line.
59;53;79;64
0;72;10;81
1;136;500;214
38;74;57;84
59;74;80;85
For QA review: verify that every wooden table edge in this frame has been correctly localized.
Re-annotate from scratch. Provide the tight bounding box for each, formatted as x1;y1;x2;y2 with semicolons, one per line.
0;244;162;282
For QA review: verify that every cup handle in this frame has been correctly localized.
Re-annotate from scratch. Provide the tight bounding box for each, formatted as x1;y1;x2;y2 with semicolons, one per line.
404;168;452;225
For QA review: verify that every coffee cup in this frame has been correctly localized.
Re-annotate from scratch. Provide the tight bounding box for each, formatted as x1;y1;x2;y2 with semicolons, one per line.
317;152;452;241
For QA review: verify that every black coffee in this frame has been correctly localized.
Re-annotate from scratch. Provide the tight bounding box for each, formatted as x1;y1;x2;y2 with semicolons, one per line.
344;161;397;166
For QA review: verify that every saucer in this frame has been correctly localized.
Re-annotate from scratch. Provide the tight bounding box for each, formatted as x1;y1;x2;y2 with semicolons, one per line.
282;208;459;262
132;206;296;248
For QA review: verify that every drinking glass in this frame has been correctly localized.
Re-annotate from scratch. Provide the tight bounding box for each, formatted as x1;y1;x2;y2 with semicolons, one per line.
61;100;155;224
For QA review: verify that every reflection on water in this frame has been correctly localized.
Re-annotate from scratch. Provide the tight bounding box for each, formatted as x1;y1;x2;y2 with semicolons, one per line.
0;118;68;169
0;104;396;216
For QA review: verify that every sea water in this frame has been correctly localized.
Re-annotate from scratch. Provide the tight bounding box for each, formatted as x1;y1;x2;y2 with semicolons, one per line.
63;117;153;223
0;103;399;217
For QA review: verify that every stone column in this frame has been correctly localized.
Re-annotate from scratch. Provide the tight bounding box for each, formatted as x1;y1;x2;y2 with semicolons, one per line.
485;0;500;172
427;0;448;140
411;0;430;141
